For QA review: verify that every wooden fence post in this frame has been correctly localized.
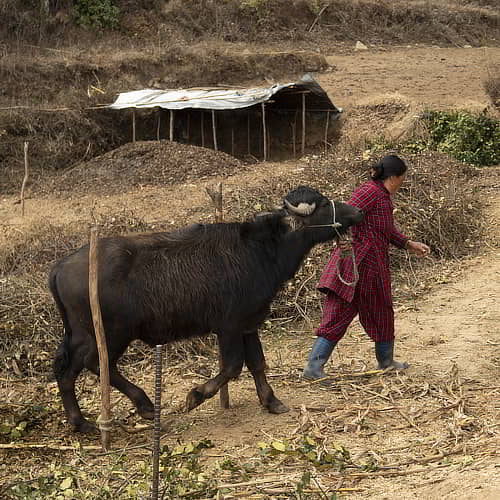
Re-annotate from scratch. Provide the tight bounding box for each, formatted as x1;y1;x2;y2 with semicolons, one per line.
89;226;112;451
205;182;230;409
20;142;29;216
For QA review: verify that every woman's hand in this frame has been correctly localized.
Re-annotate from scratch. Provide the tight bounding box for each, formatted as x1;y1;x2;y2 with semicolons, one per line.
406;240;430;257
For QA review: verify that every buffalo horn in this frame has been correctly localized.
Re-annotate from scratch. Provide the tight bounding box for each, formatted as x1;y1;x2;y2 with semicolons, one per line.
284;199;316;216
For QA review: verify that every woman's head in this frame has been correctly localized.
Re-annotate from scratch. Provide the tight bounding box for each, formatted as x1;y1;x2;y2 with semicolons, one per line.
371;154;407;194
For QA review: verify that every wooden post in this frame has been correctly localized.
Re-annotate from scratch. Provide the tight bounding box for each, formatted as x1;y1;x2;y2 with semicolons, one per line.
301;93;306;157
156;111;161;141
132;110;136;142
169;110;174;141
89;227;112;451
205;182;229;409
187;111;191;143
261;102;267;161
201;111;205;147
20;142;29;216
231;125;235;157
292;111;297;159
324;111;330;152
211;110;218;151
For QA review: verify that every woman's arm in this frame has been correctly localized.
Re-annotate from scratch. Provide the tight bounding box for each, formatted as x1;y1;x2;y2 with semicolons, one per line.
389;226;409;249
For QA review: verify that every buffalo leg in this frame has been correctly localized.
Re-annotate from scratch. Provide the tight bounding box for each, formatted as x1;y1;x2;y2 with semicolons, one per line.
54;339;97;434
244;331;289;414
109;367;155;420
84;341;155;420
186;333;245;411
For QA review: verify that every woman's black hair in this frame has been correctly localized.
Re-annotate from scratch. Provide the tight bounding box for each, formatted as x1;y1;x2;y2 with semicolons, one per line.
371;154;407;180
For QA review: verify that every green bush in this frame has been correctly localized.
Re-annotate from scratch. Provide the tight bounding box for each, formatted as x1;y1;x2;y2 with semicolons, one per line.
74;0;119;29
421;110;500;166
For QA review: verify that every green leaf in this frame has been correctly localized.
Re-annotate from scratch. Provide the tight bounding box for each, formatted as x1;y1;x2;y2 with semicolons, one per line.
184;443;195;454
60;477;73;490
0;423;11;435
172;444;186;455
305;436;316;446
271;441;286;452
257;441;269;449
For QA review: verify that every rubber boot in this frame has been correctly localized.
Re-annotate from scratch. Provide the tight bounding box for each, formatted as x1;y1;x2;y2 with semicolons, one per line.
303;337;336;380
375;341;409;370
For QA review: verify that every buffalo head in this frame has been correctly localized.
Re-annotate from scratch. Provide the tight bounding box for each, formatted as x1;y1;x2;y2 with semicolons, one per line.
283;186;363;236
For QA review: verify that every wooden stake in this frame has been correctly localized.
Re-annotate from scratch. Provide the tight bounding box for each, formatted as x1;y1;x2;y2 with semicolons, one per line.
201;111;205;147
187;111;191;142
89;227;112;451
324;110;330;151
169;110;174;141
301;93;306;157
212;110;218;151
231;125;235;157
292;112;297;159
205;182;229;409
20;142;29;216
132;110;136;142
261;102;267;161
156;111;161;141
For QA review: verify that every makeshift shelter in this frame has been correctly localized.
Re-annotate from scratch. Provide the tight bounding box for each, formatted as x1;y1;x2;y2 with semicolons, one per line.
109;74;342;160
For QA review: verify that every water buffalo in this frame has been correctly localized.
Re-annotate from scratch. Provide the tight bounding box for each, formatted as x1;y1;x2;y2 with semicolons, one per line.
49;186;363;433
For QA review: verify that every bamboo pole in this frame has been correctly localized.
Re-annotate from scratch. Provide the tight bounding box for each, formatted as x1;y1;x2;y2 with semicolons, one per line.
261;102;267;161
132;110;136;142
89;227;112;451
212;110;218;151
301;93;306;156
205;182;229;409
156;111;161;141
169;110;174;141
324;110;330;151
20;142;29;216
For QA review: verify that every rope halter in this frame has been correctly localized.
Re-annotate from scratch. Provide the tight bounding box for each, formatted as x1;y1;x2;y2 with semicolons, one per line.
309;200;359;288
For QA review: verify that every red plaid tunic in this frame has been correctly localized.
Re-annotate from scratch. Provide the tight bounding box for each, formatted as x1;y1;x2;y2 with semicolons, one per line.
316;180;408;342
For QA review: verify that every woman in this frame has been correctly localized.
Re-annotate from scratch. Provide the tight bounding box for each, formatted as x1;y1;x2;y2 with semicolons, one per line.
303;154;430;379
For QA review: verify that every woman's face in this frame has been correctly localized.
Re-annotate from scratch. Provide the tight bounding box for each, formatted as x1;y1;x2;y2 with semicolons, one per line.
385;173;406;194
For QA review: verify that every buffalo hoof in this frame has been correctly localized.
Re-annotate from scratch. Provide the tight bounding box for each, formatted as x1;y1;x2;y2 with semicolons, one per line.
186;388;205;412
137;402;155;420
267;400;289;414
73;420;98;434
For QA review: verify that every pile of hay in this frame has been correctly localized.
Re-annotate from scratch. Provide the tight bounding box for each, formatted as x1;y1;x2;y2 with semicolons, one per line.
0;143;483;376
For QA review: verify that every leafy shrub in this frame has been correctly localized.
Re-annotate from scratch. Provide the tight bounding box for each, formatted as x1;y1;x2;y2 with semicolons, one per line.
420;110;500;166
74;0;119;29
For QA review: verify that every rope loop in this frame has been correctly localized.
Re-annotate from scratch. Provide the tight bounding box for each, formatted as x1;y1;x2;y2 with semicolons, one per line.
96;415;114;432
336;242;359;288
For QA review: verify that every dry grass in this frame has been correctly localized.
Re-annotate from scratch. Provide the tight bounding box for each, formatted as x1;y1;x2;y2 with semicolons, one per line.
484;67;500;110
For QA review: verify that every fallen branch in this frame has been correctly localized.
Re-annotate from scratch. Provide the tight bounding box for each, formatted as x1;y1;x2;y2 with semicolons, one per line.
308;3;331;32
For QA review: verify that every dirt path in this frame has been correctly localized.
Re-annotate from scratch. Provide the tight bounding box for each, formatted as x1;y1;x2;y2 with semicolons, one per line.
319;46;499;110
